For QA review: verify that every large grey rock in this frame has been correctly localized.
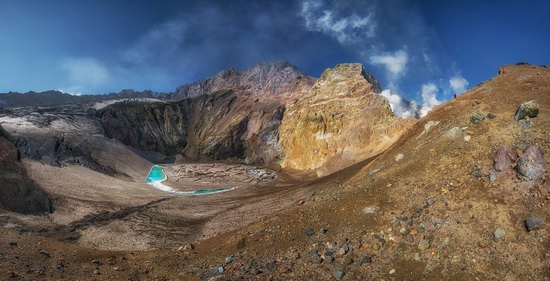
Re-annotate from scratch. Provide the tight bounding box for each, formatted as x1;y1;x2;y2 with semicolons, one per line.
515;100;539;120
493;145;515;172
470;110;486;124
517;145;546;181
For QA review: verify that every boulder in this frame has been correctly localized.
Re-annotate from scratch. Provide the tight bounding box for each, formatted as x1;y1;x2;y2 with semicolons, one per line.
524;217;543;232
517;145;546;181
514;100;539;120
470;110;486;124
493;145;515;172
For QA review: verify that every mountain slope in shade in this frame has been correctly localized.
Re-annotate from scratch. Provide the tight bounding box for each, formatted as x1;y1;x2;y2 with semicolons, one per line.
0;124;51;215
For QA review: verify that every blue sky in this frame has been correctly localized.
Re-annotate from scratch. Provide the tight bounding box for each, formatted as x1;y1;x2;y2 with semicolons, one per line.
0;0;548;116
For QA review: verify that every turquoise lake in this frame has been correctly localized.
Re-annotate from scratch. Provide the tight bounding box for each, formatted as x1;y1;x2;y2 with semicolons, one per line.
146;165;166;183
146;165;234;195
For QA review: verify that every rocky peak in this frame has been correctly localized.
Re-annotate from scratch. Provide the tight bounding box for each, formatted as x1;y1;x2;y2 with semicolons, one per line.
173;60;315;101
279;63;413;175
315;63;382;94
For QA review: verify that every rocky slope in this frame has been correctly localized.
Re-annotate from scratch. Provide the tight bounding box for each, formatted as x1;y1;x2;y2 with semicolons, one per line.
0;124;51;215
279;63;415;175
173;60;315;102
188;63;549;280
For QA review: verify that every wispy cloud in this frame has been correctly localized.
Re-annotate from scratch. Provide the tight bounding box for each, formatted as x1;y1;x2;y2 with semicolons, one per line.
369;50;409;82
300;0;376;44
121;19;188;65
449;75;469;94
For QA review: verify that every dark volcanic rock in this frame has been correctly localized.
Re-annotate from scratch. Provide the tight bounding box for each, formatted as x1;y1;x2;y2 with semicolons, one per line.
514;100;539;120
0;125;52;215
517;145;546;181
98;90;287;163
493;145;515;172
98;101;189;155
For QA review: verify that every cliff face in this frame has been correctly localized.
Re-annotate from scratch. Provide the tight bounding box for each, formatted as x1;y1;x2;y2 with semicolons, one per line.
182;90;286;163
279;63;414;175
99;102;189;155
100;61;314;164
98;90;287;164
0;125;51;215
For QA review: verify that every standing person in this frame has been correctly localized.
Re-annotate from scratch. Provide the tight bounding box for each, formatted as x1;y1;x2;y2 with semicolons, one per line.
454;93;457;99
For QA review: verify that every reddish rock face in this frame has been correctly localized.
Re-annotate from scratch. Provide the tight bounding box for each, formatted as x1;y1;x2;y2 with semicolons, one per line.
493;145;514;172
173;60;315;103
517;144;546;181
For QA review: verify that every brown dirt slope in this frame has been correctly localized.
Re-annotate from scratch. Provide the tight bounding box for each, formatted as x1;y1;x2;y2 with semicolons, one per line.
192;63;550;280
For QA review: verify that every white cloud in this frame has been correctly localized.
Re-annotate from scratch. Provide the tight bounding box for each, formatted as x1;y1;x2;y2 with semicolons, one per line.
449;75;469;94
300;0;376;44
369;50;409;81
419;83;441;117
380;89;416;119
61;57;111;94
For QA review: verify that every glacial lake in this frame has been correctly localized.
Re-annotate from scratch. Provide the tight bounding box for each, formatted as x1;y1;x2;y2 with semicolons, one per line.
146;165;166;183
146;165;234;195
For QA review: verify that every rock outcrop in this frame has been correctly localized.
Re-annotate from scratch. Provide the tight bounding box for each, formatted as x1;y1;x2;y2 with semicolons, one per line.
0;124;51;215
101;63;415;171
279;63;414;175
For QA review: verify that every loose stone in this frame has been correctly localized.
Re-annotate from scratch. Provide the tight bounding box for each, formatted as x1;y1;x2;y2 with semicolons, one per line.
418;239;430;251
494;228;506;239
524;217;543;232
332;269;345;280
